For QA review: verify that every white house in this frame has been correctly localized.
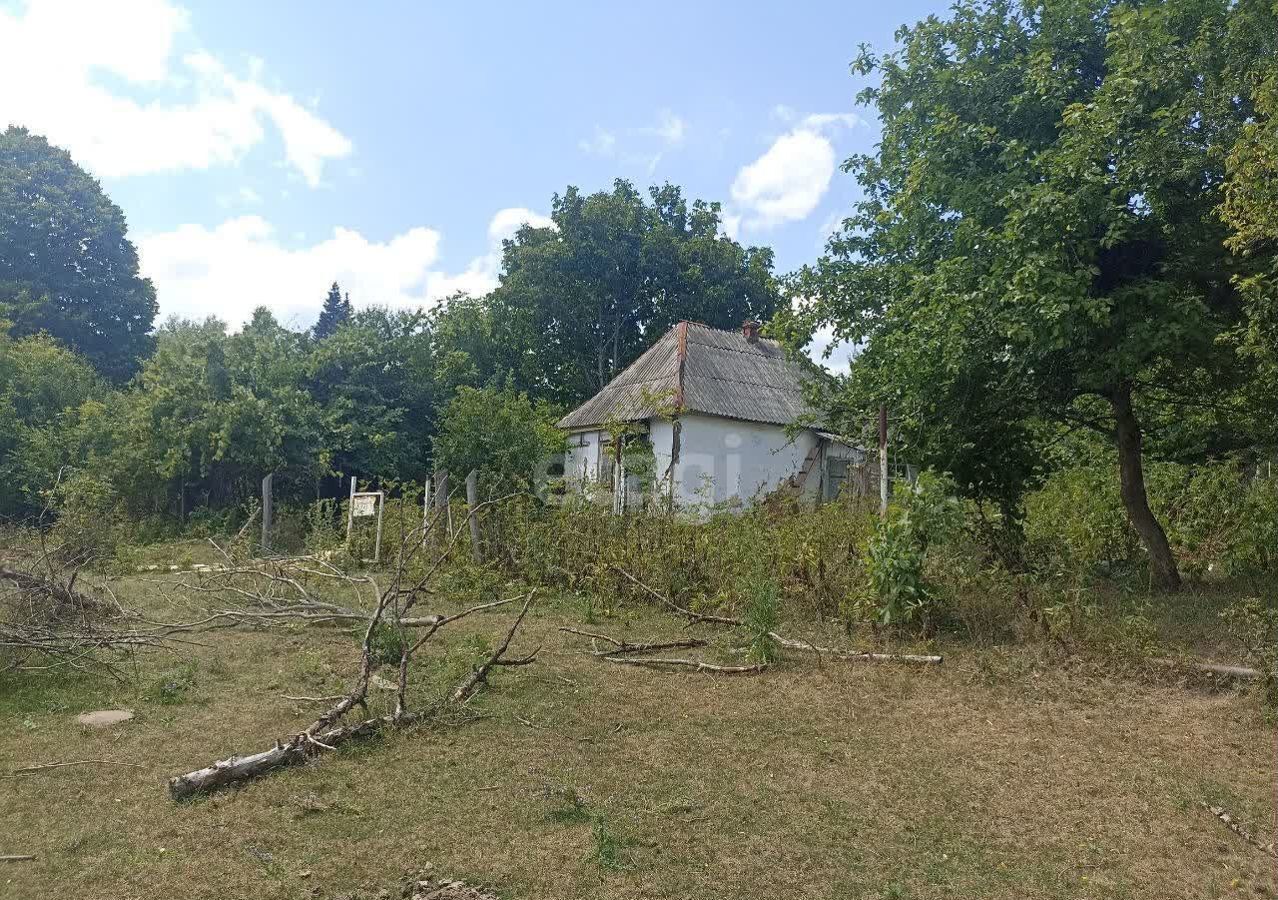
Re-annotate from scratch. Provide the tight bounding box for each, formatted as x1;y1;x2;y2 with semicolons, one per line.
557;320;870;512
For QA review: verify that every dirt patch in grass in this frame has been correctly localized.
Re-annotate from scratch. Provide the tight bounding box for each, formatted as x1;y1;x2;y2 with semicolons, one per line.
0;577;1274;900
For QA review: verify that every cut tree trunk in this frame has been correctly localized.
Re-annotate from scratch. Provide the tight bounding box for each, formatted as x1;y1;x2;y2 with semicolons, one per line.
1111;383;1181;591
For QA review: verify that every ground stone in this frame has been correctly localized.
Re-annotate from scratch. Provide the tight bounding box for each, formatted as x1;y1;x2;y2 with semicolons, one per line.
76;709;134;728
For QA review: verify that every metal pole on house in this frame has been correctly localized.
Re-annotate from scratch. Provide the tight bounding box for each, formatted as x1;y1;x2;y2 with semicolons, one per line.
465;469;482;563
372;491;384;565
878;406;889;518
261;473;273;554
345;475;356;548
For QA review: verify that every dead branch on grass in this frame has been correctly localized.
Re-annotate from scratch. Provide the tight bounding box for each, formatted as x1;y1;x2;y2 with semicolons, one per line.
612;566;943;666
603;655;768;675
167;498;537;800
4;759;146;777
167;593;538;800
559;625;760;675
1201;802;1278;860
557;626;707;656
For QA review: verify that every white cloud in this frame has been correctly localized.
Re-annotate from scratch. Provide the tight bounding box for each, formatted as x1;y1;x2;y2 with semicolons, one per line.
731;130;836;228
578;128;617;156
487;207;554;242
728;107;864;231
579;109;686;171
0;0;351;185
139;207;556;329
643;109;686;145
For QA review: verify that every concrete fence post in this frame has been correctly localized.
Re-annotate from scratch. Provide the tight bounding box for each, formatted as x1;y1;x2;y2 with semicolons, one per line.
465;469;482;562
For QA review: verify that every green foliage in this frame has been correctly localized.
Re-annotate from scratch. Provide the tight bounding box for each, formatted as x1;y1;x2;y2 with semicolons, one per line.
0;330;102;519
145;661;198;705
312;282;352;339
789;0;1276;582
741;576;781;663
465;180;782;405
487;493;880;625
863;473;963;628
1027;460;1278;578
1219;597;1278;704
587;814;634;872
433;386;564;491
0;127;157;380
366;620;409;667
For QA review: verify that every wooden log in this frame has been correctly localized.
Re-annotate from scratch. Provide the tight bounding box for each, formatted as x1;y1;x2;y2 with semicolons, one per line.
167;713;413;800
1202;802;1278;859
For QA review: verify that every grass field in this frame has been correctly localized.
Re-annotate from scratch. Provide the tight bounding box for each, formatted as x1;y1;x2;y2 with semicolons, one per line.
1;572;1275;900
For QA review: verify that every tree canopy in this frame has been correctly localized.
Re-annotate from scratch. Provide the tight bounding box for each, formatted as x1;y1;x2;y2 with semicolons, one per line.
313;282;353;339
791;0;1278;588
0;126;157;381
472;180;782;405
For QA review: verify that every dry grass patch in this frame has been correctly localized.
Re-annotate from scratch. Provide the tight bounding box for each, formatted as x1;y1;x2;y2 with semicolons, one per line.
0;576;1274;900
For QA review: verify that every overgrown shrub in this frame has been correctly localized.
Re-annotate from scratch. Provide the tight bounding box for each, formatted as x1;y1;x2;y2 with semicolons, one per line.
1026;459;1278;579
860;472;963;629
481;491;880;625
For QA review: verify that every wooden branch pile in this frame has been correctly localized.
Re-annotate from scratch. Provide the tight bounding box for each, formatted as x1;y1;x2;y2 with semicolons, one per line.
168;497;539;800
0;560;180;675
612;566;944;667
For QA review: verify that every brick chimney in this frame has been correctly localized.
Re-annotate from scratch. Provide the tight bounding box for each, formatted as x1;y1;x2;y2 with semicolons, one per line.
742;319;760;343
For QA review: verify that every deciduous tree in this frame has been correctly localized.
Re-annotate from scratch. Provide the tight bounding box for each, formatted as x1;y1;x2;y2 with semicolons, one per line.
792;0;1277;589
0;127;157;381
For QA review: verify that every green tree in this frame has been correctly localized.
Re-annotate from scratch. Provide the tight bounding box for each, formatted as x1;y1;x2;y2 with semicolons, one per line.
793;0;1276;589
486;180;781;405
433;385;564;491
0;127;157;381
0;329;102;518
313;281;353;339
306;307;437;483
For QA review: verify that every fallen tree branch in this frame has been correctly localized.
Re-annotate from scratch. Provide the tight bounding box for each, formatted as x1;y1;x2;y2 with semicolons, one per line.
0;565;106;615
1201;802;1278;860
450;593;539;704
766;632;943;665
611;566;943;666
613;566;743;626
0;855;35;863
603;655;768;675
4;759;146;777
558;626;707;657
167;593;538;800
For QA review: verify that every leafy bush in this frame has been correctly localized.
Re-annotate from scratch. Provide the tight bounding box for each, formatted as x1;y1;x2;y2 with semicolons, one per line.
1026;459;1278;579
1219;597;1278;705
741;576;781;663
861;472;963;629
433;386;564;492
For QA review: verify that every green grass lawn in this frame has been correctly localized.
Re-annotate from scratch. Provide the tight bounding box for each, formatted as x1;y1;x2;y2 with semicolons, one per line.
0;574;1275;900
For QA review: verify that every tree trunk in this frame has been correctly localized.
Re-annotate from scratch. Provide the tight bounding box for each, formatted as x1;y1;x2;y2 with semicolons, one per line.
1110;383;1181;590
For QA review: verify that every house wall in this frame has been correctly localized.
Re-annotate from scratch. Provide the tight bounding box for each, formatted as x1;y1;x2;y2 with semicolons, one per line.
651;413;818;510
565;429;606;484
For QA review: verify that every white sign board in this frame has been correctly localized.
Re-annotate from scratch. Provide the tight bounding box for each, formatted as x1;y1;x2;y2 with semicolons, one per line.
352;494;378;518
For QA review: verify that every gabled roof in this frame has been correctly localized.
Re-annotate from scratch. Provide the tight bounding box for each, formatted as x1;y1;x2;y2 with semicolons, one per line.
557;322;817;430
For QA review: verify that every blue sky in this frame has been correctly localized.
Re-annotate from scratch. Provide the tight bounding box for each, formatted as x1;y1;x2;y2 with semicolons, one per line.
0;0;945;335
